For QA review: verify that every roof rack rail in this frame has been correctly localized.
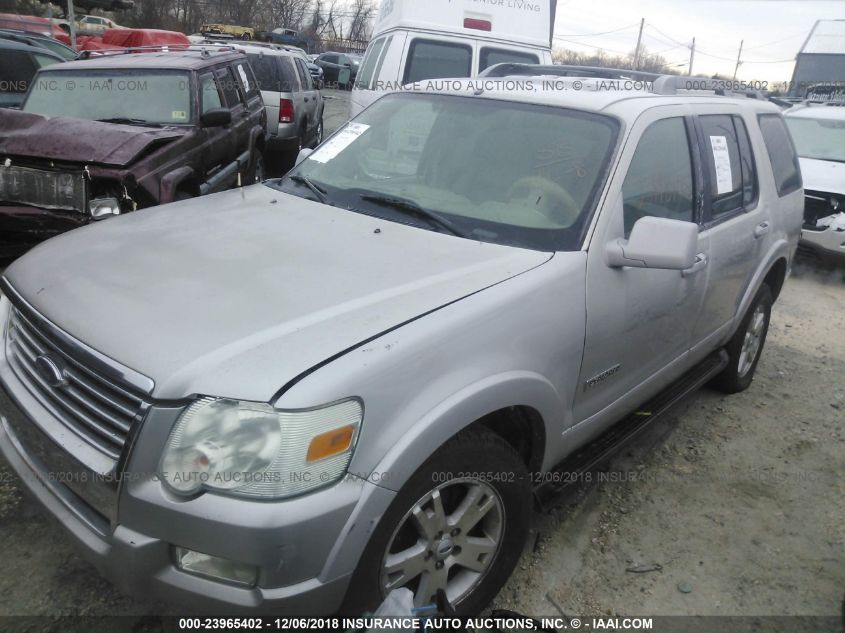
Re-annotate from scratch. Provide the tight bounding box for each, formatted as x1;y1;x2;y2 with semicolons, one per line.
78;44;241;59
480;63;770;100
480;63;660;83
651;75;764;99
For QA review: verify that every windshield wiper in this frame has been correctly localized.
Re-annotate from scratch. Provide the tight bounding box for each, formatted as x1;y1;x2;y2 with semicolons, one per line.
359;194;467;238
288;174;329;204
95;117;152;126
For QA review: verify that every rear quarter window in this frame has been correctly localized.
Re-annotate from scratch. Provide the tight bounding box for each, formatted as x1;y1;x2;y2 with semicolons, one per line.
403;39;472;84
757;113;802;197
479;48;540;71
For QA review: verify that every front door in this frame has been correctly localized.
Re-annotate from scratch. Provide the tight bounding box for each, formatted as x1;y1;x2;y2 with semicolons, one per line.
574;107;708;423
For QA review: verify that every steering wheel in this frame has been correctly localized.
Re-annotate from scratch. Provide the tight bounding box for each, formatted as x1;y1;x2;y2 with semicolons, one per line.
506;176;580;226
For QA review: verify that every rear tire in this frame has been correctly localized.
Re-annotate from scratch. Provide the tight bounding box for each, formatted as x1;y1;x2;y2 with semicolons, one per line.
340;428;531;616
711;284;773;394
310;116;324;149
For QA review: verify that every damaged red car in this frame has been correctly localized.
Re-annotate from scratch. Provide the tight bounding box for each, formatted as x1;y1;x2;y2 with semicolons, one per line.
0;47;267;257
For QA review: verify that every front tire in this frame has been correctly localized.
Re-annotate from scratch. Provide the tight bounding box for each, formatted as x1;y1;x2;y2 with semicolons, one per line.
712;284;773;393
341;429;531;616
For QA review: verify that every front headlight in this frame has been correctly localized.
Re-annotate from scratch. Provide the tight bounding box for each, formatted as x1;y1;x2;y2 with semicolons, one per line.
159;397;362;499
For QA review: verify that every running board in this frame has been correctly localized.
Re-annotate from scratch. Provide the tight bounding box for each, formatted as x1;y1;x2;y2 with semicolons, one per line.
534;350;729;509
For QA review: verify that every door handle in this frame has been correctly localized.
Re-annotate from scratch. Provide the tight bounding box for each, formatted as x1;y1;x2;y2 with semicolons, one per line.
682;253;708;277
754;221;771;239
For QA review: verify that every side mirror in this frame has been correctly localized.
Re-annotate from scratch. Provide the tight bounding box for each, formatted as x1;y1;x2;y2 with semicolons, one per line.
605;216;699;270
295;147;313;165
200;108;232;128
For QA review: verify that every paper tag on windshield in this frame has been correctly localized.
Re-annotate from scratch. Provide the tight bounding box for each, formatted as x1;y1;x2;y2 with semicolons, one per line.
709;136;733;195
309;123;370;164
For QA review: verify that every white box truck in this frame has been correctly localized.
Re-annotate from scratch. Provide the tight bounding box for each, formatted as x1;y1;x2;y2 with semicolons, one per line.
349;0;556;117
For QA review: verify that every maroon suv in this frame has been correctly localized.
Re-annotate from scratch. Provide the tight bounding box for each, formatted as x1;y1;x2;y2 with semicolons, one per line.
0;47;267;257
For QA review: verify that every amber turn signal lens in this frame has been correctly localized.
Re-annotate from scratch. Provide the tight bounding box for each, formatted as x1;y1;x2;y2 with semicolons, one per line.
306;425;355;463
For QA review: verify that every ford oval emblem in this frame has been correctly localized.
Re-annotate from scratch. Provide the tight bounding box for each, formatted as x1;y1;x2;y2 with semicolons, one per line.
34;354;68;389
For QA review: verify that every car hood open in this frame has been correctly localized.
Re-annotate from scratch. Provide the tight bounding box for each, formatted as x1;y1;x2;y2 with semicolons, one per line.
3;184;551;401
0;110;186;167
799;157;845;196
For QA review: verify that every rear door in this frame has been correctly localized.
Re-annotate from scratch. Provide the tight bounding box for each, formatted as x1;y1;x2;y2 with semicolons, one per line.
293;57;317;136
689;110;768;350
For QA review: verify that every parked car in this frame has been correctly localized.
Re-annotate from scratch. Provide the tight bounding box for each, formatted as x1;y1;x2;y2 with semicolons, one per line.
0;12;65;38
0;47;266;256
0;69;802;615
76;14;124;35
0;28;77;60
46;0;135;12
215;42;324;154
0;38;64;108
350;0;554;116
200;22;254;40
784;103;845;260
204;41;325;155
255;27;311;51
101;27;191;48
315;51;361;89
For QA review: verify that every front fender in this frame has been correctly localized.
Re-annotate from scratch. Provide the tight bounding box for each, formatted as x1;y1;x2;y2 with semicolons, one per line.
158;166;196;203
370;371;563;492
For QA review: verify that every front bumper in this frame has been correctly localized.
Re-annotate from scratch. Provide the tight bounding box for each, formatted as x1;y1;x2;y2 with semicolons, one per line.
0;298;395;614
801;227;845;259
0;205;89;257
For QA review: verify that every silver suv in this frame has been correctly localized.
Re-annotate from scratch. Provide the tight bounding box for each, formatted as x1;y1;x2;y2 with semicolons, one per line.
0;68;803;615
230;42;324;153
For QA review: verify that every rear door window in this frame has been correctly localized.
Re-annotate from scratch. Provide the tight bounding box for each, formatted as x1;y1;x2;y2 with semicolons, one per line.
699;114;746;219
294;58;312;90
758;114;802;197
217;67;242;107
234;62;259;99
622;117;695;237
403;39;472;84
479;48;540;71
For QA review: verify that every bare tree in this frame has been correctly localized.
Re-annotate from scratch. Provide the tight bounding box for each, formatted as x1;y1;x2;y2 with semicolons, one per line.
346;0;374;42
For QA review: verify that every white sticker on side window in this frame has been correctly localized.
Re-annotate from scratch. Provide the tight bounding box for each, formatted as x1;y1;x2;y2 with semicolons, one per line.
309;122;370;163
709;135;733;195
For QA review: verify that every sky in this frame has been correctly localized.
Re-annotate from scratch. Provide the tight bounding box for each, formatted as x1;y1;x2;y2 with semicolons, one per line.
550;0;845;84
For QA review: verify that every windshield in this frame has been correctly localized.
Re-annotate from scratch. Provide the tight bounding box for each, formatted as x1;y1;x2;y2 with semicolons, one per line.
785;115;845;163
23;70;193;125
271;93;618;251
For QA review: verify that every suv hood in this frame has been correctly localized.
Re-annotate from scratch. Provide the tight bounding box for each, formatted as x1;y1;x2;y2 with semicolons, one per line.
4;184;550;401
0;110;186;167
799;157;845;196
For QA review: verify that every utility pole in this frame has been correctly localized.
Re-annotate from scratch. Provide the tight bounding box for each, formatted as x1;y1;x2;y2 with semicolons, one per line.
67;0;77;50
688;37;696;76
733;39;743;80
633;17;644;70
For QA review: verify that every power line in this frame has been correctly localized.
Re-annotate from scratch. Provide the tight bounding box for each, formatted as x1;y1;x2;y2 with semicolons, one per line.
553;22;641;38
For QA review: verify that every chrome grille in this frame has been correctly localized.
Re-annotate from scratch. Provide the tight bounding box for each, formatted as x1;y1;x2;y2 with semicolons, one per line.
6;307;148;460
